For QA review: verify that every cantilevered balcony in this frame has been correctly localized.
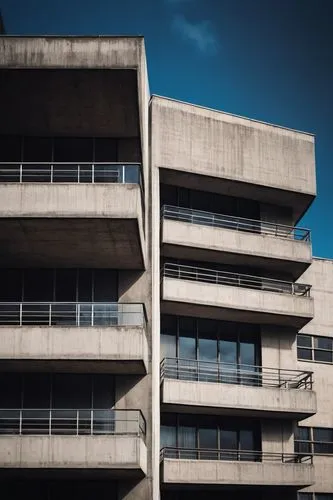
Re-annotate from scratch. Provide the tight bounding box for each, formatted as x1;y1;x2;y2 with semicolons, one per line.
0;163;145;268
160;448;314;488
161;263;313;328
0;409;147;477
160;358;316;420
161;205;311;279
0;302;148;374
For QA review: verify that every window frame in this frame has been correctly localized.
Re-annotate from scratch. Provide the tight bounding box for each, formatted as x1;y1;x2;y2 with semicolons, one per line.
297;334;333;364
295;426;333;455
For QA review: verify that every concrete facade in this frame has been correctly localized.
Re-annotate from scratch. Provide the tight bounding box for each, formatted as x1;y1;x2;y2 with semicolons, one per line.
0;34;331;500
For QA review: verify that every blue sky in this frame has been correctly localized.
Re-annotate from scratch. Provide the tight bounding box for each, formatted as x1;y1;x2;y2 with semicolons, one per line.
1;0;333;258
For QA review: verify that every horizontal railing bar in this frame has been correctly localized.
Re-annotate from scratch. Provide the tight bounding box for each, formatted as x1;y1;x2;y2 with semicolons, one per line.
160;358;313;389
162;204;310;240
161;357;313;376
160;447;313;464
163;262;311;296
0;409;146;436
0;302;146;327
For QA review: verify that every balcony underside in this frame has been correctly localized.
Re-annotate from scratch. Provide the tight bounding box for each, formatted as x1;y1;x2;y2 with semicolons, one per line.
162;220;311;280
0;326;148;374
161;459;314;488
161;379;316;420
162;279;313;329
0;217;143;268
0;435;147;477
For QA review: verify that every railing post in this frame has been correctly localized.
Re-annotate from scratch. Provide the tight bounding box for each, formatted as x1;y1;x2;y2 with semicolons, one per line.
19;409;22;435
50;163;53;183
92;163;95;183
76;410;79;436
122;165;125;184
49;303;52;327
91;303;94;327
77;303;80;327
19;302;23;327
19;163;23;183
91;409;93;435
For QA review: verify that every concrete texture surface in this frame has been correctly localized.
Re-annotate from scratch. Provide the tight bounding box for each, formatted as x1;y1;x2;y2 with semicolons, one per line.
0;435;147;474
162;218;311;279
162;277;314;328
0;325;148;374
161;458;314;487
161;379;316;419
0;184;145;268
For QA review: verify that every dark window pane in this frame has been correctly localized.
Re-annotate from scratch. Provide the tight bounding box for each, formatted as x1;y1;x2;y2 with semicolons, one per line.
161;425;177;448
0;135;22;161
314;442;333;454
78;269;93;302
198;428;218;458
295;441;312;454
295;427;311;440
92;375;114;408
0;269;22;301
316;495;333;500
161;315;177;335
0;373;22;407
314;337;332;350
314;350;332;363
160;184;178;206
93;270;118;302
240;429;254;450
178;426;196;449
54;138;93;162
23;374;51;408
55;269;77;302
23;137;52;162
313;428;333;442
52;374;92;409
220;429;238;459
23;269;53;301
297;335;312;348
298;348;312;360
94;138;118;162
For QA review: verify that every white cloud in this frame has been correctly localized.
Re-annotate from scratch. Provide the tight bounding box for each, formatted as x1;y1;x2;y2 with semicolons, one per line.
172;14;218;54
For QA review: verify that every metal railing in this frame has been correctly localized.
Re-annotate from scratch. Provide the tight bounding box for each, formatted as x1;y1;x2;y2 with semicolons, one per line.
0;302;146;327
162;205;311;242
160;447;313;464
0;409;146;436
160;357;313;389
0;162;141;184
163;262;312;297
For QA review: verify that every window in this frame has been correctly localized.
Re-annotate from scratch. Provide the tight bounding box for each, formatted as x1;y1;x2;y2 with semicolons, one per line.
297;334;333;363
161;315;260;385
295;426;333;455
160;414;260;460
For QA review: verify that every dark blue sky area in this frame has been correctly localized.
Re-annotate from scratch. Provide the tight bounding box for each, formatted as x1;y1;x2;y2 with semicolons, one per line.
2;0;333;257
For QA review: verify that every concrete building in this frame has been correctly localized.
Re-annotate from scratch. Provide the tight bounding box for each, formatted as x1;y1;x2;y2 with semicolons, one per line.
0;35;331;500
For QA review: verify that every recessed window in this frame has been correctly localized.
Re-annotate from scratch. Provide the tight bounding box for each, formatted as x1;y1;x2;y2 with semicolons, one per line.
295;426;333;455
297;334;333;364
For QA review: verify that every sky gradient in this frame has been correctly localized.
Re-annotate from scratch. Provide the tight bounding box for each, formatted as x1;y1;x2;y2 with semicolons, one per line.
1;0;332;258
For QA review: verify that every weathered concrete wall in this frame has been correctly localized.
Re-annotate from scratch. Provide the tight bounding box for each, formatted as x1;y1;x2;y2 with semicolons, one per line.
161;379;316;419
162;277;314;328
0;325;148;373
0;435;147;473
151;96;316;221
0;37;144;69
162;218;311;271
162;458;314;487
